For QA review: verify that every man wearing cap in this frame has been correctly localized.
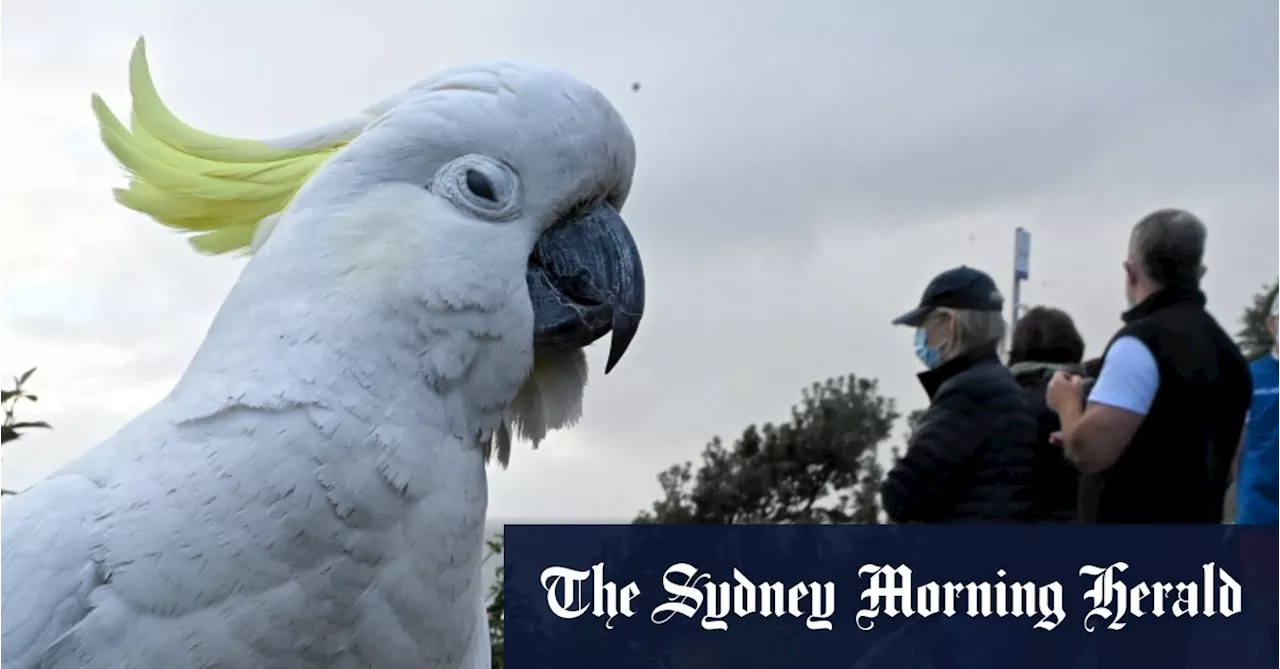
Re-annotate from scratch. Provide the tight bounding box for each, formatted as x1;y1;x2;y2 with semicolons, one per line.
1234;291;1279;525
881;266;1039;523
1046;209;1252;523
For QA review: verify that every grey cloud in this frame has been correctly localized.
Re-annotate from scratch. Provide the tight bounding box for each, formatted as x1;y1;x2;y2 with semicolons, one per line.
483;0;1279;250
66;0;1278;257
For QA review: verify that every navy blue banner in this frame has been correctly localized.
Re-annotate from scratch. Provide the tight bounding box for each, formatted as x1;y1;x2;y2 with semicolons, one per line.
504;525;1277;669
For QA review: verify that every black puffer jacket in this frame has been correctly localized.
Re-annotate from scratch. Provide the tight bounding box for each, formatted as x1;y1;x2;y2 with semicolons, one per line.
1008;361;1085;523
882;346;1038;523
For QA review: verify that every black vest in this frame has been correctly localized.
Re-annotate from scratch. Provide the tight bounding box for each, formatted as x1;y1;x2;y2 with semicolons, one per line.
1079;286;1252;523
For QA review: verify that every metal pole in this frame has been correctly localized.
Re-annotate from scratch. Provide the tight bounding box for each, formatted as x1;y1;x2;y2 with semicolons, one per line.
1008;268;1020;357
1010;227;1030;353
1012;273;1022;324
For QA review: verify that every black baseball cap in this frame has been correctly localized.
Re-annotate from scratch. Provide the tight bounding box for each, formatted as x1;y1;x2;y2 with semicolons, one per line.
891;266;1004;327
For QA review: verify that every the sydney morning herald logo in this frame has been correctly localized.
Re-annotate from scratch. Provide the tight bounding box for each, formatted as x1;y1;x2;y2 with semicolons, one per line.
538;561;1242;632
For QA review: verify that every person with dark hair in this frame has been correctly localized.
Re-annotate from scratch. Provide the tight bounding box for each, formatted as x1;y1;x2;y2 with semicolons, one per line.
1007;307;1085;522
1009;307;1086;367
1045;209;1252;524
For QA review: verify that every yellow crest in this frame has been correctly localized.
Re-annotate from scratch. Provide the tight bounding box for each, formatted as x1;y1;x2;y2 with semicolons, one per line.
92;38;361;255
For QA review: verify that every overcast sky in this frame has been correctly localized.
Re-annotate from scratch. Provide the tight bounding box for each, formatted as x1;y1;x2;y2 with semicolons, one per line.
1;0;1276;521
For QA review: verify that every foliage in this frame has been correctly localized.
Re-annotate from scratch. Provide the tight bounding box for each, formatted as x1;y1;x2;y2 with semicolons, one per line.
2;367;51;445
1236;280;1278;360
634;374;899;524
485;535;505;669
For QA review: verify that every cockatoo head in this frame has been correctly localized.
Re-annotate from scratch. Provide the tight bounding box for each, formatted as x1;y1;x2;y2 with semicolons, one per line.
92;39;645;463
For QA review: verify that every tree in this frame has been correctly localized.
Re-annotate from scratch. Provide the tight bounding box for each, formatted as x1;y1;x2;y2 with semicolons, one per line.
2;367;52;496
1236;280;1278;360
484;535;505;669
634;374;899;524
2;367;51;445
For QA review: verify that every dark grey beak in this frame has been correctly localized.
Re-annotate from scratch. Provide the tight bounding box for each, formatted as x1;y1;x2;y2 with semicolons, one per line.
527;202;645;374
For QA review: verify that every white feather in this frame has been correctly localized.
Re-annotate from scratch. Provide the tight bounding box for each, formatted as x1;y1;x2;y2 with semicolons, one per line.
491;350;588;466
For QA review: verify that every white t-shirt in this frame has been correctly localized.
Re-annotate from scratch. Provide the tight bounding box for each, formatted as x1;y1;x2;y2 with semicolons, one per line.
1087;335;1161;416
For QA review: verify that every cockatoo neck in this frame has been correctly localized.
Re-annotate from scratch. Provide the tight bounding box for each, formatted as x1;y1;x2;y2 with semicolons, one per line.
169;191;536;448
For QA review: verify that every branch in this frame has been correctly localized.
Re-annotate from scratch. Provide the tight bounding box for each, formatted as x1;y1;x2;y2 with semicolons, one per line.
799;470;834;514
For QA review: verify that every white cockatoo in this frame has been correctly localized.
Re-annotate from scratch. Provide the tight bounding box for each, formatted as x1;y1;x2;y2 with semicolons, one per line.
1;39;644;669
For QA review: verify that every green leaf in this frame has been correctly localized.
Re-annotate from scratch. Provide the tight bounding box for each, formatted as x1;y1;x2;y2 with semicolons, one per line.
9;421;51;430
0;390;16;402
24;395;37;402
1;426;20;443
18;368;36;385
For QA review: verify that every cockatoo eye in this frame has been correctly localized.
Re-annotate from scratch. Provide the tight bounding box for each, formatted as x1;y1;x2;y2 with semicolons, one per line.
431;154;520;221
465;169;497;202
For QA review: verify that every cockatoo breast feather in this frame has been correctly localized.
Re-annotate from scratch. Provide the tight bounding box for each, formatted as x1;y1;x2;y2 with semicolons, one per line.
2;188;526;667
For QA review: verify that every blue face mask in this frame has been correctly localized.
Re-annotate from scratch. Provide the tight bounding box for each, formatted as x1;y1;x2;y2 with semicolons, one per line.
914;328;942;370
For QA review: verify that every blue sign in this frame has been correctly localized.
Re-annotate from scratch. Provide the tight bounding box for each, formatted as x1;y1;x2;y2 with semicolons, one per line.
505;525;1277;669
1015;227;1032;281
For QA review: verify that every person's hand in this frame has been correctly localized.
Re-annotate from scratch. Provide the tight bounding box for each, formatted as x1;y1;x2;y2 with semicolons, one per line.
1046;370;1086;414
